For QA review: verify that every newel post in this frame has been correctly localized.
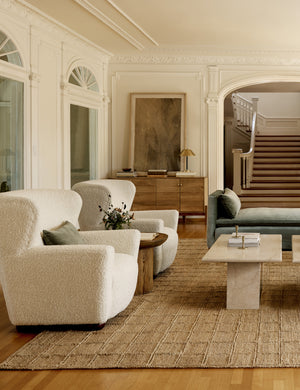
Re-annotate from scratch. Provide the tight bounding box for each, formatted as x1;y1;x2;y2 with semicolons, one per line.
252;97;259;113
232;149;243;194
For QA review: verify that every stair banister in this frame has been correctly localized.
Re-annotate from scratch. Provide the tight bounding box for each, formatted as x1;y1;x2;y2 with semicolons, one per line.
232;97;258;194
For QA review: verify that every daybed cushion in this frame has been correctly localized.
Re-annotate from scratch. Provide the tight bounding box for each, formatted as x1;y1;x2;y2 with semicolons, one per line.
42;221;85;245
218;188;241;218
217;207;300;227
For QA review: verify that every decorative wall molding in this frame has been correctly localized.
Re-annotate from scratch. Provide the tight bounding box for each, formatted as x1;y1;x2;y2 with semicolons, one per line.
111;51;300;66
206;97;219;104
28;71;40;82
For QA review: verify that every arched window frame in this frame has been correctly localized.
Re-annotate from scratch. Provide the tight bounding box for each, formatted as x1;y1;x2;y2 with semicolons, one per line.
0;28;29;190
63;61;106;189
68;65;99;92
0;30;23;67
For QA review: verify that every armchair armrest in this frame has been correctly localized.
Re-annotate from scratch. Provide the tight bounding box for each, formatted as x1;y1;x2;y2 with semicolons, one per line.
130;218;164;233
4;245;115;325
134;210;179;231
79;229;140;259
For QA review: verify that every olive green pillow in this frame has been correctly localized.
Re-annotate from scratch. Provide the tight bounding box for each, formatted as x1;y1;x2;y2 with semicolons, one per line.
219;188;241;218
42;221;85;245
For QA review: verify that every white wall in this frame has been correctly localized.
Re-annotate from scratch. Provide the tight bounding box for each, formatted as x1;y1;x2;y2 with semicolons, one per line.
239;92;300;118
109;59;300;192
0;0;110;190
109;65;207;177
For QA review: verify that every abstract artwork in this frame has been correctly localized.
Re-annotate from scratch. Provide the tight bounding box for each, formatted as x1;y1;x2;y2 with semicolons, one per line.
129;93;186;171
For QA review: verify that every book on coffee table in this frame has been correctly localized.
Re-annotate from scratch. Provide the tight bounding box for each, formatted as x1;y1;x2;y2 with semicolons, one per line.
228;233;260;247
140;233;159;241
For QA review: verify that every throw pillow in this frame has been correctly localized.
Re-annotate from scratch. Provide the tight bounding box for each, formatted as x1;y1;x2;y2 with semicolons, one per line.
42;221;85;245
219;188;241;218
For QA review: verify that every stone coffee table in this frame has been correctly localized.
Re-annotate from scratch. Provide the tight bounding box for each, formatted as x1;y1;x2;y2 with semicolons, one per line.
202;234;282;309
292;235;300;262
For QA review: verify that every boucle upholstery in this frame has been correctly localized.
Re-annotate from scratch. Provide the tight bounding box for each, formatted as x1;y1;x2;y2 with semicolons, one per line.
72;179;179;275
0;190;140;326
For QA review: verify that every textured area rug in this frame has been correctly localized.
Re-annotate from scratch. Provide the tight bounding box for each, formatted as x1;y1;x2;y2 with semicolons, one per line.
2;238;300;370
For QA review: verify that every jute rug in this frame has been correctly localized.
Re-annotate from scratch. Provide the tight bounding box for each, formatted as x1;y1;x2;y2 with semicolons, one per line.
2;238;300;370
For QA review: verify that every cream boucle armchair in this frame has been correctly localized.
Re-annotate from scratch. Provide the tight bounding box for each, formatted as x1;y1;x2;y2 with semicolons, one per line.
72;179;179;275
0;189;140;327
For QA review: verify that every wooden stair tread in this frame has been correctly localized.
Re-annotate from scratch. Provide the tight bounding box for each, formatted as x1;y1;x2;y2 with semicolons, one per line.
234;131;300;206
253;166;300;169
254;153;300;157
253;171;300;175
254;158;300;163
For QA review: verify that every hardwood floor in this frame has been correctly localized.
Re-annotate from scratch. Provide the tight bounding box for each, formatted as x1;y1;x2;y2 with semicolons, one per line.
0;218;299;389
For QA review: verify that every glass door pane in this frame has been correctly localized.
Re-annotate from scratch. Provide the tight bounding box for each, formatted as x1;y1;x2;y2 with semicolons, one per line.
70;104;97;187
0;77;24;191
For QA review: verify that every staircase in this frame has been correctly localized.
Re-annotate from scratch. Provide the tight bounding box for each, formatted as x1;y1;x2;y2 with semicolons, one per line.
239;134;300;208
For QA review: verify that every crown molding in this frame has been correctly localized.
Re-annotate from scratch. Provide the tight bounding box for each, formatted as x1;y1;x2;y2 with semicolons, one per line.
73;0;158;51
74;0;145;50
110;47;300;66
11;0;112;58
105;0;158;47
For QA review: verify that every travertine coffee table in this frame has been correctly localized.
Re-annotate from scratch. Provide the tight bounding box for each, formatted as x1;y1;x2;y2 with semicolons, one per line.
292;235;300;262
202;234;282;309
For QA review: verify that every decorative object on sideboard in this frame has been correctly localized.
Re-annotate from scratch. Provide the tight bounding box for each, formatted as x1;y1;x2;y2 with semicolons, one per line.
176;148;196;176
180;148;195;171
116;169;137;177
147;169;167;177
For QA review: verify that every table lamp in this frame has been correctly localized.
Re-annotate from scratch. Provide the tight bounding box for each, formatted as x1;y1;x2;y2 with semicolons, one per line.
180;148;195;172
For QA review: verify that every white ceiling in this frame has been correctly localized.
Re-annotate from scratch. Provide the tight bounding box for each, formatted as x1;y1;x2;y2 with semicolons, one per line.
21;0;300;56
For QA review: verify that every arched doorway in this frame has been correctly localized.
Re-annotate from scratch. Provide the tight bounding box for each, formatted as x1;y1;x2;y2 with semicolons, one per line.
223;81;300;189
207;73;300;193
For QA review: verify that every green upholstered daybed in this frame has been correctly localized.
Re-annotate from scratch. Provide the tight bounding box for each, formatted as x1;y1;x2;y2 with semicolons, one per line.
207;189;300;250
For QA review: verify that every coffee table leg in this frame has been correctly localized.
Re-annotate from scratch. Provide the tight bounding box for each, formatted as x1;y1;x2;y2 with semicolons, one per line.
227;262;261;309
135;247;154;295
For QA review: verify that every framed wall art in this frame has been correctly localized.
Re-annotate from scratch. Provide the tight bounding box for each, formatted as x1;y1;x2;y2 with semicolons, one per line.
129;93;186;172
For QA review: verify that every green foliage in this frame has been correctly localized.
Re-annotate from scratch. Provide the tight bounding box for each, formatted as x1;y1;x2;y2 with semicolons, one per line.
99;194;134;230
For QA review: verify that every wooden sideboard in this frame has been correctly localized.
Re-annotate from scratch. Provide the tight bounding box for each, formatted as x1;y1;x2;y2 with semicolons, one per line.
118;176;208;220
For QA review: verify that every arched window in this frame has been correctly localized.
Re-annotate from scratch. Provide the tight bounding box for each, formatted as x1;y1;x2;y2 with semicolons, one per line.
67;65;99;186
0;31;22;67
68;66;99;92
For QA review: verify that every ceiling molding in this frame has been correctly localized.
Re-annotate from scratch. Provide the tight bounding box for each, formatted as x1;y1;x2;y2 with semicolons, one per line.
73;0;150;51
15;0;112;57
105;0;158;47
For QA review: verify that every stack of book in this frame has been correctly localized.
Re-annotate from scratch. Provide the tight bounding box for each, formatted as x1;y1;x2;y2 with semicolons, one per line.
228;232;260;247
116;171;137;177
141;232;159;241
147;169;167;177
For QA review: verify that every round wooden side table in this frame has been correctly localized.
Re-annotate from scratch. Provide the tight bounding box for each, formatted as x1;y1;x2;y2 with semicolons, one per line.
135;233;168;295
